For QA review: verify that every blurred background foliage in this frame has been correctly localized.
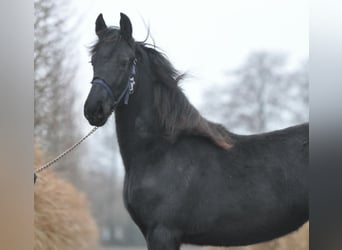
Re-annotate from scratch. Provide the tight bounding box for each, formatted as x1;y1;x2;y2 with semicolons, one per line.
202;51;308;134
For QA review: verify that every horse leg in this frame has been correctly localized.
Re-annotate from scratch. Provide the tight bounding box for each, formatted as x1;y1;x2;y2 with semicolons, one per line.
146;226;180;250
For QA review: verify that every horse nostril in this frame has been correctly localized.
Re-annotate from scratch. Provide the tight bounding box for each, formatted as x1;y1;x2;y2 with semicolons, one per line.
95;105;104;119
84;101;106;122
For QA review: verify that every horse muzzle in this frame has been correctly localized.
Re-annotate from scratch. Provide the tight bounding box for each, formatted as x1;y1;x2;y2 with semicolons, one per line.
84;92;113;127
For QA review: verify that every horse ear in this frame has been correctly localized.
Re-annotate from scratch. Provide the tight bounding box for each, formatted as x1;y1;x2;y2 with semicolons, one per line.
120;12;132;41
95;13;107;37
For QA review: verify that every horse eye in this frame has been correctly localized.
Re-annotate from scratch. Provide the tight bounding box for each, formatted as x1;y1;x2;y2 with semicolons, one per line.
120;60;129;68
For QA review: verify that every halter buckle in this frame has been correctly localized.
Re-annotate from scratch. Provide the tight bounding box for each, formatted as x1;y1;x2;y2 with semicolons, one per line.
129;58;137;94
129;77;135;94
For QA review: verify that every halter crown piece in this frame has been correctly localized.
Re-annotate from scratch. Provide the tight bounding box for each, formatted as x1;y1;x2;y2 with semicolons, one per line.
91;58;137;108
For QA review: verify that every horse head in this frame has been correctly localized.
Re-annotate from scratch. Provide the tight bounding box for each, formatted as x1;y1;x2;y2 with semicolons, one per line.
84;13;136;126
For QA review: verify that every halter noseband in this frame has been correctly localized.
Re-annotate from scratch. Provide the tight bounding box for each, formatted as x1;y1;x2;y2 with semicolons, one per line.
91;58;137;109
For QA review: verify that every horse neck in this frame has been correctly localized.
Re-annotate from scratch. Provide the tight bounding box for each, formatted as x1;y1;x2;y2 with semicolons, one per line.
114;61;157;169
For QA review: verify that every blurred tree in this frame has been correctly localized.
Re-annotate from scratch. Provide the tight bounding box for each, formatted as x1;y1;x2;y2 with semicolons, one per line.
34;0;81;181
283;61;309;124
203;51;308;134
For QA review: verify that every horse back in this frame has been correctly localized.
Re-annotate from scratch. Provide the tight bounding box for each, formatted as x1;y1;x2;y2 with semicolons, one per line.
180;123;309;245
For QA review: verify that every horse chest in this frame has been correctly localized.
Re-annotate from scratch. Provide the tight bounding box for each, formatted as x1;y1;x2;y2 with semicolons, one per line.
123;170;164;225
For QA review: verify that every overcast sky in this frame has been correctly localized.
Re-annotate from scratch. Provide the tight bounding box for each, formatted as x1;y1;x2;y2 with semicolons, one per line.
73;0;308;130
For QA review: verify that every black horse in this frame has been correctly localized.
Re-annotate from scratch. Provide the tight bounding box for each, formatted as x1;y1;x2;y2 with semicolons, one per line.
84;13;308;250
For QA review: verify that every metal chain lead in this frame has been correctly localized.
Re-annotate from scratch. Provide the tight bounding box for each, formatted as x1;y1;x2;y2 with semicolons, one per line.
34;73;134;175
35;126;98;174
35;59;138;175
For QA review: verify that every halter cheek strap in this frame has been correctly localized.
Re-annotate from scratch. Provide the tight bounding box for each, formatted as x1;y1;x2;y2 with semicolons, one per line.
91;58;137;108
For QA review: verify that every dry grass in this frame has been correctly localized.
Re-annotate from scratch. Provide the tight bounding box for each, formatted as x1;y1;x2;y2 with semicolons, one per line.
207;222;309;250
34;146;99;250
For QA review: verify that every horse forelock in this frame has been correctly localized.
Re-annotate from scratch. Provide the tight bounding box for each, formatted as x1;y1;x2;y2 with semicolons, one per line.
89;27;121;55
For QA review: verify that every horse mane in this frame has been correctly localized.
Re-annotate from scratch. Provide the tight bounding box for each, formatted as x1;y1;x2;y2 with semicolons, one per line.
136;43;233;150
90;28;233;149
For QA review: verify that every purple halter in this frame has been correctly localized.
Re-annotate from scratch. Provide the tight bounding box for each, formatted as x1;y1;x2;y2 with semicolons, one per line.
91;58;137;108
